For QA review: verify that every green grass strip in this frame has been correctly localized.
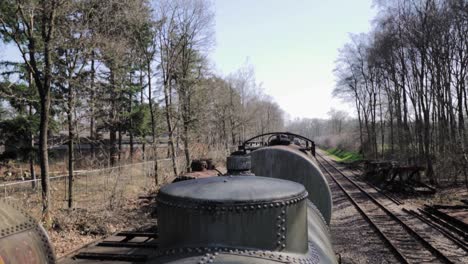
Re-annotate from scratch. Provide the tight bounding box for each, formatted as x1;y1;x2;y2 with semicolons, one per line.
325;148;363;163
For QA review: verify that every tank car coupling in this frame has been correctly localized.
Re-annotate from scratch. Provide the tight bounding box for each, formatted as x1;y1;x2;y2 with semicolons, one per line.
226;152;254;176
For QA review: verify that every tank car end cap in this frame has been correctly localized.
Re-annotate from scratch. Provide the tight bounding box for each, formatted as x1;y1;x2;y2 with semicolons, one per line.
158;176;307;203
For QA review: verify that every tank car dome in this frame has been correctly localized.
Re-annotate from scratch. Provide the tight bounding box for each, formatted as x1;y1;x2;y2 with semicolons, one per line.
153;176;325;263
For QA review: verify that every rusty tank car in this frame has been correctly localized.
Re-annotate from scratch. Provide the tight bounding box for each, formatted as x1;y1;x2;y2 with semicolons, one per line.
1;132;337;263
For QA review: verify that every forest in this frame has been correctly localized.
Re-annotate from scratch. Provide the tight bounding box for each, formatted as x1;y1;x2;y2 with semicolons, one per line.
0;0;284;225
332;0;468;186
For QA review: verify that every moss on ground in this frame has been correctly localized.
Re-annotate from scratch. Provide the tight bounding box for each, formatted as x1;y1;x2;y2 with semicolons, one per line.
325;148;363;163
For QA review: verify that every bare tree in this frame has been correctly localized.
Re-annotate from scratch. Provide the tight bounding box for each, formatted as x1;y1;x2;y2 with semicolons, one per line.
0;0;64;225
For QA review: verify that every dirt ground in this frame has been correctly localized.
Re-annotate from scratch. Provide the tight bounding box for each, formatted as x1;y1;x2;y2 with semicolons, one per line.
3;160;167;259
50;193;157;258
324;167;399;263
400;185;468;207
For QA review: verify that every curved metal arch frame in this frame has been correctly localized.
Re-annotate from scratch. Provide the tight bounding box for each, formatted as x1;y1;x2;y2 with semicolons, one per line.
239;132;316;156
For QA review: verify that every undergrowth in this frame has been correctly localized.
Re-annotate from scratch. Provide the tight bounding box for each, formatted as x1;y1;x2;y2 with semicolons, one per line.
325;148;363;163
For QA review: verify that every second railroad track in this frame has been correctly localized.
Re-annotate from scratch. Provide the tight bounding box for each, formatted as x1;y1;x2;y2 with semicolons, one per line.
315;151;467;264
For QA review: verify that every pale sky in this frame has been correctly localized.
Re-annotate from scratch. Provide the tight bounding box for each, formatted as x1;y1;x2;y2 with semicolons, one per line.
210;0;376;119
0;0;377;119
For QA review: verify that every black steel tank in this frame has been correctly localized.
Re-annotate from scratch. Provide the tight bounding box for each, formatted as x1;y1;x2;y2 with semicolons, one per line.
240;132;333;225
0;199;56;264
152;176;337;263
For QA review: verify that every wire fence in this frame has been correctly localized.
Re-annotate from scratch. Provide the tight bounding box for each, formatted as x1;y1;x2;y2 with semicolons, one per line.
1;158;178;220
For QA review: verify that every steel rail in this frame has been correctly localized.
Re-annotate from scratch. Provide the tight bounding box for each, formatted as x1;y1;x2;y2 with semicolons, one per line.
345;162;466;249
348;168;402;205
315;154;410;264
403;208;468;251
424;206;468;235
316;152;455;264
418;208;468;240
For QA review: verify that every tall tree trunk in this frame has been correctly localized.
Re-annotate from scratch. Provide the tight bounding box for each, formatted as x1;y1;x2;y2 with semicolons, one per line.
28;71;37;189
109;69;117;166
38;1;55;224
39;91;51;224
457;68;468;186
110;129;117;166
181;88;190;173
90;55;96;162
163;81;178;176
139;65;146;161
183;118;190;173
67;86;74;208
29;104;36;189
147;61;159;184
222;112;228;151
118;127;122;162
129;91;134;163
355;97;364;150
378;87;385;158
388;89;394;156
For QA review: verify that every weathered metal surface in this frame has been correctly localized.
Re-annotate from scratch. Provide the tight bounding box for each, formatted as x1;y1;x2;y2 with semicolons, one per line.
173;158;221;183
191;159;216;172
190;160;208;171
149;246;321;263
150;176;336;264
226;154;254;176
251;145;333;224
226;154;251;170
174;170;219;182
306;201;338;264
157;176;308;254
240;132;316;157
0;199;56;264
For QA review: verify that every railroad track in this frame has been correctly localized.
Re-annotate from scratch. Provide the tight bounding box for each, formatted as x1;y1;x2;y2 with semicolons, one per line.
315;151;467;264
340;165;467;248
